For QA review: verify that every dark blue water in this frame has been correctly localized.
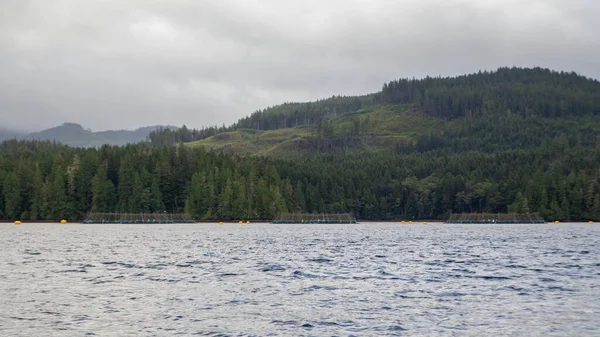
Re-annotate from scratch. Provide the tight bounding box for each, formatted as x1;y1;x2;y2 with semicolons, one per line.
1;222;599;336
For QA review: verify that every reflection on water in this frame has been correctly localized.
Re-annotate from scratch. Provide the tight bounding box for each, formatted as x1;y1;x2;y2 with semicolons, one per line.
1;222;599;336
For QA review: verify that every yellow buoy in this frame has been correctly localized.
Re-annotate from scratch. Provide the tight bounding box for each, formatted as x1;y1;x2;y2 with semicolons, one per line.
14;220;21;225
554;220;559;224
408;221;413;225
589;221;593;224
60;219;67;224
246;220;250;224
401;221;405;224
239;221;243;224
219;221;224;225
423;222;428;225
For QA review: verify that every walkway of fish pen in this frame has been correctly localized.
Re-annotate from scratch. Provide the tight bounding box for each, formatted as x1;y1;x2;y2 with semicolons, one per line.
83;213;195;224
272;212;357;224
445;213;545;224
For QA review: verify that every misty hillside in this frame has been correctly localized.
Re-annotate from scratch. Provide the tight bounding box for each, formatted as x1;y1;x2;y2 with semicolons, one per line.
0;128;25;142
21;123;177;148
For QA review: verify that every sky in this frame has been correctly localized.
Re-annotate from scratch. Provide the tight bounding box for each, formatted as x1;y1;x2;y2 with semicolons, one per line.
0;0;599;132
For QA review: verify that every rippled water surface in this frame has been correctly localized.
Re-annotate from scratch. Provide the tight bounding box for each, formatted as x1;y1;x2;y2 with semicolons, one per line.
1;222;599;336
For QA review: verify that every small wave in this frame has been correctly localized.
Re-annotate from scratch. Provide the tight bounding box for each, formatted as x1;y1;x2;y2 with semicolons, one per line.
302;285;339;292
546;286;576;292
147;277;181;283
437;291;466;297
474;275;512;280
424;260;442;266
92;280;113;285
101;261;136;268
377;270;396;279
184;259;211;265
374;325;408;332
260;264;286;272
175;264;193;268
73;314;90;322
424;278;444;283
10;316;36;321
270;320;298;326
314;320;354;327
388;325;408;331
57;269;88;273
143;263;169;269
40;311;62;316
505;264;528;269
191;331;230;336
290;270;322;279
395;290;429;299
502;285;528;292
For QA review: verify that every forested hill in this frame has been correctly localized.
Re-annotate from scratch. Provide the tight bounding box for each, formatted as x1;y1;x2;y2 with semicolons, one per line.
2;67;600;222
148;67;600;147
379;67;600;119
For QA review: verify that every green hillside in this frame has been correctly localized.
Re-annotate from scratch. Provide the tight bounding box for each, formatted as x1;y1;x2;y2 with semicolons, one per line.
186;103;600;159
185;105;444;157
151;67;600;158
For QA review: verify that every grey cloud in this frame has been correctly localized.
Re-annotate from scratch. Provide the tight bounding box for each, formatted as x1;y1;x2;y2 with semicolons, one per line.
0;0;598;131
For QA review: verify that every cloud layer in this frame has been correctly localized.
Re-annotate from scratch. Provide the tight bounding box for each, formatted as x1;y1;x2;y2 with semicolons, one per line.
1;0;598;131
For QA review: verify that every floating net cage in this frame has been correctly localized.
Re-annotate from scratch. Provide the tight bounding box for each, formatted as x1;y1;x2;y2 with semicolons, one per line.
83;212;195;224
445;213;545;224
272;212;357;224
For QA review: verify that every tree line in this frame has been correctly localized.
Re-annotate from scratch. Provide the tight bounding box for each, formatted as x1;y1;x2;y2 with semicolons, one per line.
379;67;600;119
2;136;600;221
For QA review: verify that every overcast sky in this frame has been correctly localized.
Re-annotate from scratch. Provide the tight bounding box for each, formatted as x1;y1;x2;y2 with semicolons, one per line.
1;0;598;131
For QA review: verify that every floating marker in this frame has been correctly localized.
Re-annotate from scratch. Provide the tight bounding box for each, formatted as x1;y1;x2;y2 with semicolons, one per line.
246;220;250;224
423;222;428;225
401;221;405;224
219;221;224;225
14;220;21;225
60;219;67;224
554;220;559;224
408;221;413;225
239;221;243;224
589;221;593;224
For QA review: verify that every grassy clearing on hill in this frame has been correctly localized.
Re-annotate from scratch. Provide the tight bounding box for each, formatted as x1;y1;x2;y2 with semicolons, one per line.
186;104;444;157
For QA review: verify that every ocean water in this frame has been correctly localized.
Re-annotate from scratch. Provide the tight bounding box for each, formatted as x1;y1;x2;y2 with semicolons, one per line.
0;222;599;336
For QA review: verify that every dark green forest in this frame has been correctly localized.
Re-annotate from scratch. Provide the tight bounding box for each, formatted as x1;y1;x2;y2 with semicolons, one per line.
2;67;600;221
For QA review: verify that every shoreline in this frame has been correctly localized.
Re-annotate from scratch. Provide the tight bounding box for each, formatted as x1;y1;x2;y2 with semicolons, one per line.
1;220;595;224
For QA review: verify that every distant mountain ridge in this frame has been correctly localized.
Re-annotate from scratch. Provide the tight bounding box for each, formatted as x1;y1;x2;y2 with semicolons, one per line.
16;123;177;147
